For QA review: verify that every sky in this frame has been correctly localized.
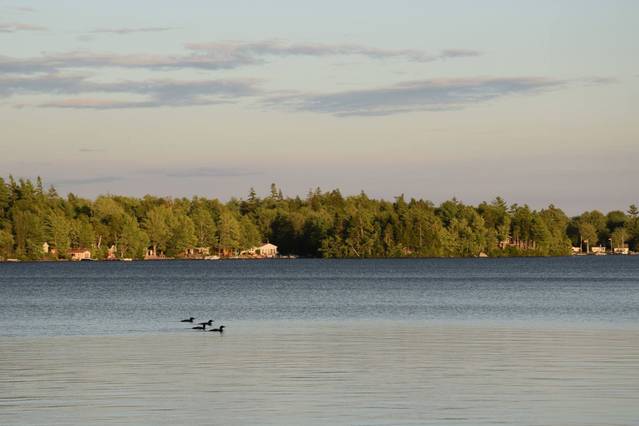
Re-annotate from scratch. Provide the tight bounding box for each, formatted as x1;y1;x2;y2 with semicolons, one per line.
1;0;637;214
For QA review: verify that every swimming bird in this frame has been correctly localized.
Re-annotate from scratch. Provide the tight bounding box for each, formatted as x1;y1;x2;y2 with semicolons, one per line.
209;325;225;333
198;320;213;326
192;324;208;331
180;317;195;323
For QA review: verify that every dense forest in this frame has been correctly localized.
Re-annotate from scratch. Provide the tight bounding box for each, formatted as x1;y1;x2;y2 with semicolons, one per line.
0;176;637;260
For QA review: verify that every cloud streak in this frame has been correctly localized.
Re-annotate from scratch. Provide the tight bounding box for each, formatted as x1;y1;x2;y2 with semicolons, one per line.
52;176;123;185
0;73;260;108
269;77;566;116
1;73;571;114
91;26;176;35
0;40;480;74
0;22;47;33
186;40;481;63
9;6;36;13
162;167;262;178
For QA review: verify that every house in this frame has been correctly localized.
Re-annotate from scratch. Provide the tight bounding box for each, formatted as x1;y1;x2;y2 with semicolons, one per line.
184;247;210;258
571;246;582;254
240;243;278;258
254;243;278;258
68;248;91;261
614;247;630;255
144;249;167;260
590;246;606;255
107;245;118;260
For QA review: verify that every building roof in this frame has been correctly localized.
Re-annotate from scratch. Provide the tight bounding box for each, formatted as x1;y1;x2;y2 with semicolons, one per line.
68;248;90;254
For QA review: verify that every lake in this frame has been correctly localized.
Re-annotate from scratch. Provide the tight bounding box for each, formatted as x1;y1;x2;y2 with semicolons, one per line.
1;258;638;425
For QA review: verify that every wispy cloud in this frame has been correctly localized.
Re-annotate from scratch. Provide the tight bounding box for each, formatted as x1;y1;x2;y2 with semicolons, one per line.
186;40;481;63
2;73;574;114
9;6;36;13
91;26;176;35
52;176;123;185
581;77;617;85
0;73;261;108
0;50;257;74
0;22;46;33
0;40;479;74
149;167;262;178
268;77;566;116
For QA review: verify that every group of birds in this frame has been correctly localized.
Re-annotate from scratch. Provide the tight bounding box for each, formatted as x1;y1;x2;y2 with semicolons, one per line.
180;317;226;333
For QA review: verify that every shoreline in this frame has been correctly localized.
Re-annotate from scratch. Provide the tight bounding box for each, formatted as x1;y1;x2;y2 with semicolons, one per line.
2;253;638;263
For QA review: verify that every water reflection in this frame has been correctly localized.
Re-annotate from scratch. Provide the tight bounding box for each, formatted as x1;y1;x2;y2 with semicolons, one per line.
2;322;638;425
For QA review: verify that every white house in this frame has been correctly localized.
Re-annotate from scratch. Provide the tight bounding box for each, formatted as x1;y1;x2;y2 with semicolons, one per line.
243;243;278;258
257;243;278;257
68;248;91;261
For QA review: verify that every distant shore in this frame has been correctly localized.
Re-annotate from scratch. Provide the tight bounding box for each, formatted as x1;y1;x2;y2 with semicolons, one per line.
2;253;638;263
1;176;637;261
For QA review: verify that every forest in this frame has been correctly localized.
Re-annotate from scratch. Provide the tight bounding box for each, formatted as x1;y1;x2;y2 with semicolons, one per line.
0;176;637;260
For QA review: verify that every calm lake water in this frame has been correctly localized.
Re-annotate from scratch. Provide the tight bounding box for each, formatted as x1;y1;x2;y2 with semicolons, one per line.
1;258;638;425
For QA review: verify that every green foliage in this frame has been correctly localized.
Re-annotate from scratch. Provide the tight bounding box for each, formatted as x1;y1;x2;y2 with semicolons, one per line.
217;210;241;254
118;215;149;259
239;216;261;250
0;228;14;259
0;176;636;260
610;227;628;249
167;214;197;256
46;211;72;258
190;206;217;248
142;205;172;255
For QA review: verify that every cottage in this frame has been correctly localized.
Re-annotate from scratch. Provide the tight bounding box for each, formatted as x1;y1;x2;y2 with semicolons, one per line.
68;248;91;261
255;243;278;258
107;245;117;260
614;247;630;255
144;249;166;260
184;247;210;258
241;242;278;258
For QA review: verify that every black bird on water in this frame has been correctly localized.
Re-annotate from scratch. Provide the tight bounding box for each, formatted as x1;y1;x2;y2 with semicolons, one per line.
209;325;226;333
198;320;213;326
180;317;195;323
192;324;208;331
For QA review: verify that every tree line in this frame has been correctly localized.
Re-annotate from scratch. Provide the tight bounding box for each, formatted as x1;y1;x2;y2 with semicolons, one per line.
0;176;638;260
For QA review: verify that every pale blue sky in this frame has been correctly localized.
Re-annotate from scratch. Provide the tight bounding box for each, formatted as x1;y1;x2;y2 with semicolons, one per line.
1;0;637;213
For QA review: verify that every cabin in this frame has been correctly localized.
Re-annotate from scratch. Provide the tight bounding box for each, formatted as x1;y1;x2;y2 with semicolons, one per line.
144;249;166;260
614;247;630;255
184;247;210;258
68;248;91;261
253;243;278;258
107;245;117;260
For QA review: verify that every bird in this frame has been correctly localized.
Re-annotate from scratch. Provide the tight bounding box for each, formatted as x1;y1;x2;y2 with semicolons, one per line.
180;317;195;323
192;324;208;331
209;325;226;333
198;320;213;326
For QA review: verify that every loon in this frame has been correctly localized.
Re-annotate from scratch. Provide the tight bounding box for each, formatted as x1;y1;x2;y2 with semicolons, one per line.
180;317;195;323
192;324;207;331
209;325;226;333
198;320;213;326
